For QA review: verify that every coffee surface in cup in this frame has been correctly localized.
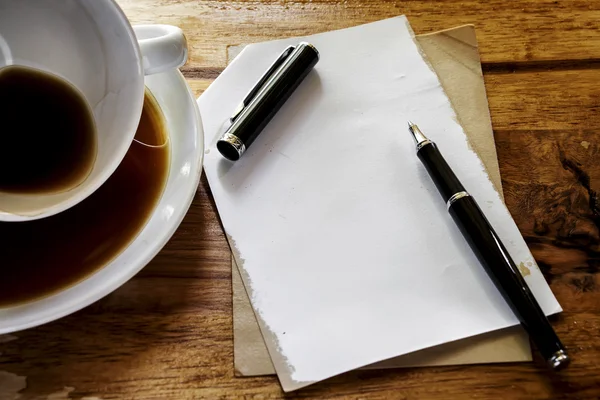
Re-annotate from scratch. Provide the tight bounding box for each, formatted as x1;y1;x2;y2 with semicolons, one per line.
0;66;96;194
0;90;170;307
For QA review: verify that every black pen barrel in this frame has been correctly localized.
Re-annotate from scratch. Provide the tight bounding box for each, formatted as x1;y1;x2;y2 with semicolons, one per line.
416;143;465;202
448;196;567;368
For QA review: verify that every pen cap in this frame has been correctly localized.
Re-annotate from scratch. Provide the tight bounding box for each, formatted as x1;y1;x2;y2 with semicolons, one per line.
217;42;319;161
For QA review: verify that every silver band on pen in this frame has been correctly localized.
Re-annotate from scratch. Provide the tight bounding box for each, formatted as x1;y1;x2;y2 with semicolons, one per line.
217;133;246;161
416;139;433;151
446;191;470;210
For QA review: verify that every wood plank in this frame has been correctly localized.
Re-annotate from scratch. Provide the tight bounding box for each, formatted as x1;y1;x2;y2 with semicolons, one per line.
485;69;600;131
187;79;212;98
481;70;600;308
496;129;600;312
118;0;600;68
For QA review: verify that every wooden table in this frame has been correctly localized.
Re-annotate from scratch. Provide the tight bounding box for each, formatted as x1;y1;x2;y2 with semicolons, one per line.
2;1;600;398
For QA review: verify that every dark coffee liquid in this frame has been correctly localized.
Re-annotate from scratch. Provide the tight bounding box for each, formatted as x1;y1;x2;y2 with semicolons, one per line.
0;91;169;306
0;66;96;194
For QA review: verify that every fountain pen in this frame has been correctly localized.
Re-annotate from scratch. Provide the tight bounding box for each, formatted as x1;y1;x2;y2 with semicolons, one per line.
407;121;569;370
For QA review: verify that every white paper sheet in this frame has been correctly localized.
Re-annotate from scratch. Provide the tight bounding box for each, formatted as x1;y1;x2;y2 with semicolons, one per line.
199;16;561;390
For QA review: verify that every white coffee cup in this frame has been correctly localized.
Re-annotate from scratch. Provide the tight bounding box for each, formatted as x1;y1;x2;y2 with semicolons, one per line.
0;0;187;221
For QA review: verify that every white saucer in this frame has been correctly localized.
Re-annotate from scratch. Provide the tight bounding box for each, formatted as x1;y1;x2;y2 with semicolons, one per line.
0;69;204;333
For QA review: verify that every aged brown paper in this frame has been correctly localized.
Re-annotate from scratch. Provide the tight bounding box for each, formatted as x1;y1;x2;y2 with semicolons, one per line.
229;25;531;378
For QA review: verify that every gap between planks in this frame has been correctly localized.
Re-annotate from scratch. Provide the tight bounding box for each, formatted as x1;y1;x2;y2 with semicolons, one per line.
182;58;600;80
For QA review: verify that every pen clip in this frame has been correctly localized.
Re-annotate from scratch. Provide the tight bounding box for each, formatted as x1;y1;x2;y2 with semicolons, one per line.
230;45;296;122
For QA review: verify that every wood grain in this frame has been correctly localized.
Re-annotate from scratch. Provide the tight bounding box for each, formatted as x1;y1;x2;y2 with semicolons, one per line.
118;0;600;69
3;0;600;398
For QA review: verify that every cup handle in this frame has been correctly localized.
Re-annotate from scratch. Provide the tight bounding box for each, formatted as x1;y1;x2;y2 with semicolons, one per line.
133;25;188;76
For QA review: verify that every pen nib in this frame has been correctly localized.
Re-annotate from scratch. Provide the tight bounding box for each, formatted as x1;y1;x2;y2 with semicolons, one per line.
407;120;428;145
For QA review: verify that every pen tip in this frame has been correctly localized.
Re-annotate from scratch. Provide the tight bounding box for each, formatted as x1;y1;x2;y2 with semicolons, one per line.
407;120;428;145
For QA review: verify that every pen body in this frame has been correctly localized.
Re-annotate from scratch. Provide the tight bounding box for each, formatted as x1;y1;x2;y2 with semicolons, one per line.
416;141;567;368
448;195;566;364
416;143;464;202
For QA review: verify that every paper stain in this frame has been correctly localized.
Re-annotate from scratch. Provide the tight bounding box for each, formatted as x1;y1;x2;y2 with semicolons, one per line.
526;261;539;272
518;262;531;277
580;141;591;149
0;370;26;400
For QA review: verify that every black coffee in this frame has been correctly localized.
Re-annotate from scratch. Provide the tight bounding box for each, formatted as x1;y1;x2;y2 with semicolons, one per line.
0;91;170;307
0;66;96;193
